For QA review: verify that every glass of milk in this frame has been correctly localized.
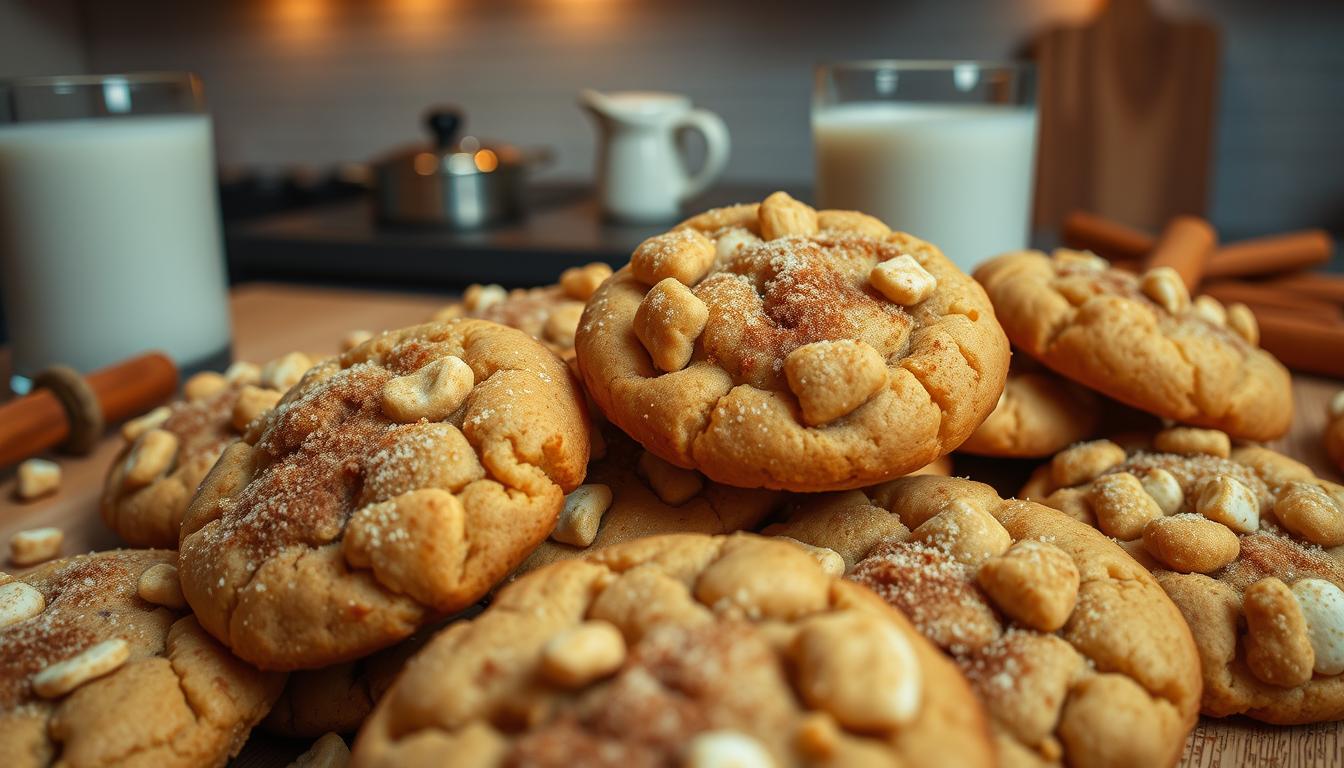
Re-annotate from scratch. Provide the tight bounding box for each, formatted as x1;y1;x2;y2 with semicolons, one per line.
0;72;231;391
813;61;1038;272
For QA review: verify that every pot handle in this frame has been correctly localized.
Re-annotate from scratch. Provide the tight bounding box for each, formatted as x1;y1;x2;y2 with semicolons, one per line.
675;108;731;202
424;107;463;149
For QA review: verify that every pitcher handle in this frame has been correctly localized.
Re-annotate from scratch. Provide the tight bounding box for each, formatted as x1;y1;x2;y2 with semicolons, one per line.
675;108;730;202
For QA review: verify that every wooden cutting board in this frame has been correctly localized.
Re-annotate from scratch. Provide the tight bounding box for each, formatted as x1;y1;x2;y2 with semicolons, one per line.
1033;0;1220;232
1;283;1341;767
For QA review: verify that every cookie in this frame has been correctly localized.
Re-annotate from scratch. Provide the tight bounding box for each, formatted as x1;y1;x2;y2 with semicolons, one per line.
974;249;1292;441
178;320;590;670
1327;391;1344;473
101;355;312;548
958;358;1099;458
514;429;786;576
432;263;613;357
764;475;1202;767
351;533;995;767
1024;430;1344;723
0;550;284;767
264;607;481;738
574;192;1009;492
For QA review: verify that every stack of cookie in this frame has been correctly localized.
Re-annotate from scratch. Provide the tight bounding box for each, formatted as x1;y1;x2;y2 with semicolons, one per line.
2;192;1340;768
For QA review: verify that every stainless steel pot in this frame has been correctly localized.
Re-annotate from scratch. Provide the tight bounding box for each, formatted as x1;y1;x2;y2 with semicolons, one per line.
372;108;550;229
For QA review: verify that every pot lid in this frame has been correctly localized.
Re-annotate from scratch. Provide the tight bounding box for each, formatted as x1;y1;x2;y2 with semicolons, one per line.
374;106;549;177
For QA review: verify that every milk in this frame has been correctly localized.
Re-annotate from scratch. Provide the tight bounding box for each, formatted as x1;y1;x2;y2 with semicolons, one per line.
813;103;1037;272
0;114;232;383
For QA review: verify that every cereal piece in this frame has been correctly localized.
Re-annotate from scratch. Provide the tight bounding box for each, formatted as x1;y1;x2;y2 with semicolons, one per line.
123;428;180;489
16;458;61;501
794;610;921;729
1273;482;1344;547
870;254;938;306
261;352;314;391
381;356;475;423
1153;427;1231;458
631;229;716;286
817;209;890;238
1087;472;1163;540
758;190;818;240
539;620;627;687
1141;267;1190;314
907;501;1012;567
1139;468;1184;516
712;227;761;260
1054;275;1100;305
0;581;46;628
1195;475;1260;534
224;360;262;385
1226;302;1259;346
1243;577;1315;687
1052;249;1109;271
559;262;613;301
1141;514;1239;573
1192;295;1228;326
10;527;63;567
696;538;830;621
783;340;889;427
32;638;130;698
137;562;186;609
543;303;584;348
183;371;227;402
774;537;846;577
686;731;775;768
1050;440;1126;488
463;283;507;312
633;277;710;373
552;484;614;548
341;330;374;352
120;405;171;442
1291;578;1344;675
976;540;1080;632
290;732;350;768
637;451;703;506
232;384;283;431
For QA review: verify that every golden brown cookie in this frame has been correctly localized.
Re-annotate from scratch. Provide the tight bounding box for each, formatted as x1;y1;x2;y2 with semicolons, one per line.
432;263;613;358
101;356;312;548
1025;430;1344;723
0;550;284;768
514;429;786;575
575;192;1009;492
958;357;1099;458
764;475;1201;767
264;607;481;738
178;321;590;671
350;533;995;767
975;249;1292;441
1327;391;1344;474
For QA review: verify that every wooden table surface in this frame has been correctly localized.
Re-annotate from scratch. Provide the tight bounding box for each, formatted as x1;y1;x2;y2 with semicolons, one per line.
1;282;1341;767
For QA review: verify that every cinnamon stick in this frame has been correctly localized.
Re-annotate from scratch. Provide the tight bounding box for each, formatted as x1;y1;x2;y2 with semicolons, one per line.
1062;211;1154;262
1260;271;1344;304
1145;216;1215;290
1201;282;1343;325
1202;229;1334;279
1253;308;1344;378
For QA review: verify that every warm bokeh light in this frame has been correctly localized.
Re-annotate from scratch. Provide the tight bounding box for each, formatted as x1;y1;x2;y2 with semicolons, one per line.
270;0;328;28
413;152;439;176
473;149;498;173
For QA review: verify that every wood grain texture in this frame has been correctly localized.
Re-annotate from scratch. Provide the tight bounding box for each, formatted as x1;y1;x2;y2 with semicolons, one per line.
0;283;1340;766
1033;0;1220;231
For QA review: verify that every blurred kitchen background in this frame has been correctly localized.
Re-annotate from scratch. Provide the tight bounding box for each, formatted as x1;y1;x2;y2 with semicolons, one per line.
1;0;1342;337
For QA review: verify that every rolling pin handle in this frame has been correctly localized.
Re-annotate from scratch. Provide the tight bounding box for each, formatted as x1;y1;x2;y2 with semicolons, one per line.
30;365;105;455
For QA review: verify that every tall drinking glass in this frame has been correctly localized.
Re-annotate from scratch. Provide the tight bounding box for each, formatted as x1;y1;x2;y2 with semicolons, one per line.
0;73;232;391
813;61;1037;272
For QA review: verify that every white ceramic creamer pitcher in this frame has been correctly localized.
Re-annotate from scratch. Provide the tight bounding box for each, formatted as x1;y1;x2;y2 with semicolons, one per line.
580;89;730;223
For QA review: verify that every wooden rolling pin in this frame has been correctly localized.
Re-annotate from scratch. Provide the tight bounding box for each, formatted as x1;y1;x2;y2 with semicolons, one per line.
0;352;178;467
